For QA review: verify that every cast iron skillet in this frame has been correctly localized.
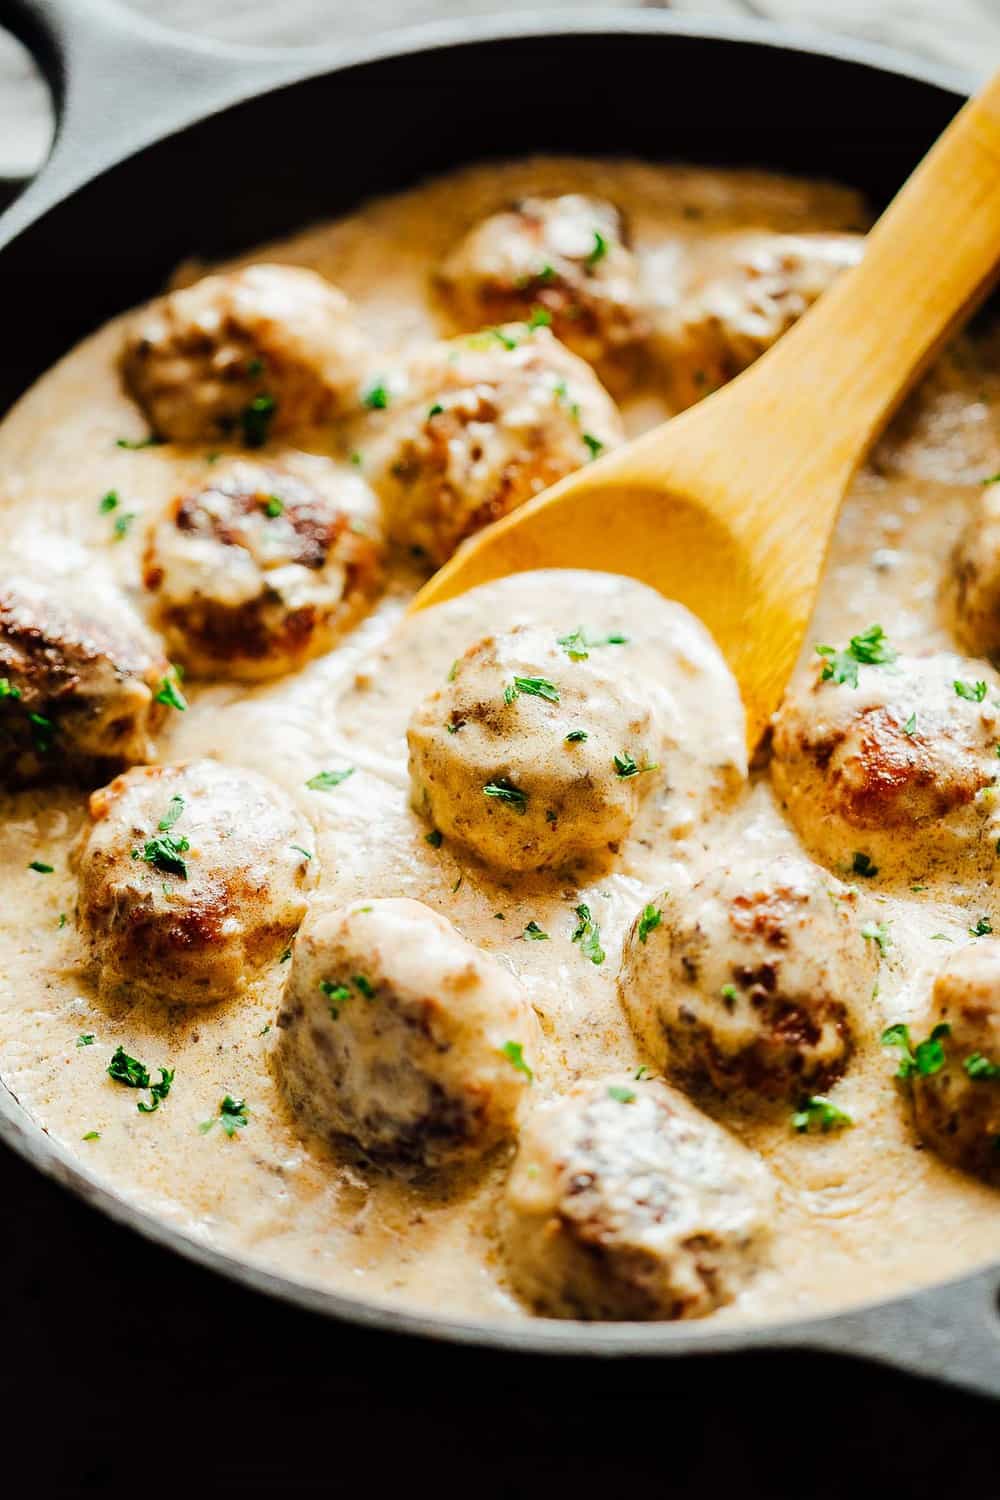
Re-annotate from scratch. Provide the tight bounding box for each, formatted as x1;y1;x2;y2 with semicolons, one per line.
0;0;997;1397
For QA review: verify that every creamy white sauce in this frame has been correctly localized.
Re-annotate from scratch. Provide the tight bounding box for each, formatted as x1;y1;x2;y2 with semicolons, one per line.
0;157;998;1327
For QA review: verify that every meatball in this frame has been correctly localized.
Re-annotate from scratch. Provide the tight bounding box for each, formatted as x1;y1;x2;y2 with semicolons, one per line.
903;942;1000;1178
949;485;1000;657
437;194;646;382
0;577;170;786
656;231;862;410
74;759;315;1005
274;897;538;1167
407;623;662;872
121;264;371;444
619;854;874;1101
771;642;1000;877
142;461;383;679
365;325;624;566
500;1077;774;1321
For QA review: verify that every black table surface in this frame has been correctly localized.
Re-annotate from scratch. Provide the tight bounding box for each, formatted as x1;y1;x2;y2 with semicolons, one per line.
2;1132;991;1495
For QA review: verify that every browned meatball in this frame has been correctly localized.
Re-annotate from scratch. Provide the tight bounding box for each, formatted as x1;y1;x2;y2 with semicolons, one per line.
897;942;1000;1178
74;759;316;1005
121;264;371;444
0;576;170;786
655;231;863;410
142;461;383;679
771;640;1000;878
619;854;874;1102
437;194;647;385
949;485;1000;657
501;1077;775;1320
274;897;538;1167
365;325;624;566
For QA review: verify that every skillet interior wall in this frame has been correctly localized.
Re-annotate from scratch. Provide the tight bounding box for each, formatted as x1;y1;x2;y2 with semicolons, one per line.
0;30;961;416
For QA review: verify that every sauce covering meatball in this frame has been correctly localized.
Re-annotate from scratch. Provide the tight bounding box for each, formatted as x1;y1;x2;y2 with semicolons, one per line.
656;231;862;409
500;1077;775;1320
142;461;382;679
949;485;1000;657
771;640;1000;879
407;623;663;872
74;759;315;1004
121;264;371;444
437;194;647;384
0;576;170;785
895;942;1000;1178
364;324;623;566
274;897;538;1167
619;853;874;1101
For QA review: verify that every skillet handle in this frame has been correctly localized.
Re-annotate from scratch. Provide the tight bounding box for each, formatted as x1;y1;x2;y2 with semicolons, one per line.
0;0;308;248
773;1264;1000;1400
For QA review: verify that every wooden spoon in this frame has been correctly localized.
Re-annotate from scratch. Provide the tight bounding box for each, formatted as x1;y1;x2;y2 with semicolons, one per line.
410;73;1000;749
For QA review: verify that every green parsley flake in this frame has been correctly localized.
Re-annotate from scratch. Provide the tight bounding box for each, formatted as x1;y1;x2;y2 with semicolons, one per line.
307;767;355;792
0;678;21;700
955;679;987;703
99;490;119;514
582;433;603;459
970;916;994;937
425;829;444;848
199;1095;250;1137
240;393;277;447
29;712;56;754
505;675;560;706
28;860;53;874
527;307;552;329
158;795;185;832
82;1131;100;1141
155;668;188;712
902;712;917;736
263;495;284;518
791;1095;853;1134
815;625;896;689
112;511;137;540
614;751;658;779
321;979;353;1018
861;919;892;956
637;905;662;944
501;1040;533;1082
106;1046;174;1113
852;852;879;878
881;1021;951;1079
116;435;161;450
607;1084;636;1104
586;230;608;267
523;920;549;941
363;380;390;410
556;627;628;661
964;1051;1000;1080
564;730;588;743
571;904;605;965
483;777;528;813
721;983;738;1008
134;829;190;879
77;1033;95;1048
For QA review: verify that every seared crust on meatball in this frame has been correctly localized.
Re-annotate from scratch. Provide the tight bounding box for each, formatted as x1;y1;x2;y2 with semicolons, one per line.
656;231;862;410
906;942;1000;1178
365;325;623;566
407;624;662;872
121;264;371;444
619;854;873;1102
437;194;647;383
0;577;170;786
771;647;1000;877
949;485;1000;657
274;897;538;1167
500;1077;775;1321
74;759;315;1005
142;461;383;679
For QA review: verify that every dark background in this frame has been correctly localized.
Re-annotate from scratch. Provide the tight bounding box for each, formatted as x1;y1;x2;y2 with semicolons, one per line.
2;1138;991;1495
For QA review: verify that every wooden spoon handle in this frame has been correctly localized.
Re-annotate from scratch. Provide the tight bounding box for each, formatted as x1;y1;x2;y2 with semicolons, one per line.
719;69;1000;488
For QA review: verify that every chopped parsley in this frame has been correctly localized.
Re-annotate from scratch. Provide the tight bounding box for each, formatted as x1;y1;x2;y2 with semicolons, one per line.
112;511;137;540
902;712;917;737
425;829;444;848
362;380;390;410
240;393;277;447
489;327;519;351
571;903;605;965
582;433;603;460
155;667;188;712
263;494;285;518
306;767;355;792
815;624;896;688
970;916;994;937
964;1052;1000;1080
200;1095;250;1137
99;490;119;513
504;675;560;706
501;1040;533;1082
133;829;190;879
320;979;352;1018
564;729;588;743
955;678;988;703
791;1095;853;1134
881;1021;951;1079
106;1046;174;1112
353;974;375;998
720;983;738;1008
290;845;312;861
76;1033;95;1048
852;852;879;878
527;306;552;330
483;777;528;813
115;435;161;450
556;627;628;661
0;678;21;699
82;1131;100;1141
29;712;56;753
28;860;53;874
637;905;662;944
614;751;659;779
428;402;444;418
586;230;608;267
607;1084;636;1104
523;920;549;941
861;919;892;955
158;794;185;832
